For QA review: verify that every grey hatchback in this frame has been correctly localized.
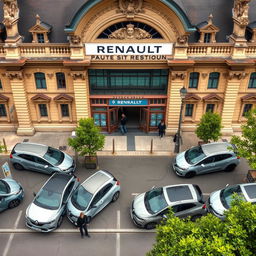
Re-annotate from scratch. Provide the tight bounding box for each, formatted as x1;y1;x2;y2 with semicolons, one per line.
172;142;240;178
10;142;76;175
0;178;24;212
130;184;206;229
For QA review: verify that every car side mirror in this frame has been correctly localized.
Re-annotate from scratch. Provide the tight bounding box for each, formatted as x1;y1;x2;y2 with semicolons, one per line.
91;205;97;209
201;164;205;167
33;192;36;197
151;186;156;190
44;165;48;168
225;184;229;187
163;214;167;219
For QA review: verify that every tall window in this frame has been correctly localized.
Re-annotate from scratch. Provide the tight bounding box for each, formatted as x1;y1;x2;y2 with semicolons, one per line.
189;72;199;89
208;72;220;89
37;33;44;43
204;33;211;43
61;104;69;117
34;72;47;89
248;73;256;88
0;80;2;89
0;104;7;116
242;104;253;116
56;72;66;89
185;104;194;117
206;104;215;113
38;104;48;117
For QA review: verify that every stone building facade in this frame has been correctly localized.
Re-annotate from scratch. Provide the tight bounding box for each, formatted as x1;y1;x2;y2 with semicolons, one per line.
0;0;256;135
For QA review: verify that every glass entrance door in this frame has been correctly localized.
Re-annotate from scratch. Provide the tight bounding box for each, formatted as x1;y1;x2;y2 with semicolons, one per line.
108;107;119;133
139;107;149;133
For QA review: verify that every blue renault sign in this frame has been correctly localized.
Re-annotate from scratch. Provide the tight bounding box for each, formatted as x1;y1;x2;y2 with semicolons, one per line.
109;99;148;106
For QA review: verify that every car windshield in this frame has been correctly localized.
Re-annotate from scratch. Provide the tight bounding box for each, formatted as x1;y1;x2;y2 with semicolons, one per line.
220;185;246;209
71;185;93;211
34;188;62;210
43;147;64;166
0;180;9;194
185;146;206;164
144;188;168;214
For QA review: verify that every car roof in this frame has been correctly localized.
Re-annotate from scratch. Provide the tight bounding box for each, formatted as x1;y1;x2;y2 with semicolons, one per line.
163;184;197;204
240;183;256;202
82;170;113;194
201;142;233;156
14;142;48;157
43;173;73;194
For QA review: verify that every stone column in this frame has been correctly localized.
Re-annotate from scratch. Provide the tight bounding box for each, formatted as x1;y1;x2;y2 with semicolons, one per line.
221;71;245;135
71;71;91;121
7;71;35;135
166;71;187;135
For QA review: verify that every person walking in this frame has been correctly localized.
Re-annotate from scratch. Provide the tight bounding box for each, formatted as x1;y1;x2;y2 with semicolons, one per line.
120;113;128;135
158;119;166;138
77;212;90;238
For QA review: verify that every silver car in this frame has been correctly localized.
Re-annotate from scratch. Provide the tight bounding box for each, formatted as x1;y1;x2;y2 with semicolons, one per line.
130;184;207;229
206;183;256;220
0;178;24;212
26;173;79;232
172;142;240;178
10;142;76;175
67;170;120;225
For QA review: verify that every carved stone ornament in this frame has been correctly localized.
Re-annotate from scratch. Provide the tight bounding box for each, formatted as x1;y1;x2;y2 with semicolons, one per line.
202;73;208;79
46;73;54;79
25;73;32;79
5;71;23;80
228;71;247;80
232;0;251;25
109;24;151;40
118;0;143;18
3;0;19;26
70;72;86;80
70;35;81;45
171;72;186;80
176;35;188;45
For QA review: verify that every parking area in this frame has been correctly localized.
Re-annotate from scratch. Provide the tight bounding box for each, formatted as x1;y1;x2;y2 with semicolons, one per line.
0;155;249;256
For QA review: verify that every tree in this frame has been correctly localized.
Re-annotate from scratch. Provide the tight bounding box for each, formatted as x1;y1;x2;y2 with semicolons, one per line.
195;111;222;143
231;108;256;169
68;118;105;157
147;197;256;256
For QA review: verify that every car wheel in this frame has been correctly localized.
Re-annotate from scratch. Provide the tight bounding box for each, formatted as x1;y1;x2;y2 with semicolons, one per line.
191;214;202;222
145;222;157;230
8;199;20;209
57;216;63;227
185;172;196;178
111;191;120;202
224;164;236;172
13;163;24;171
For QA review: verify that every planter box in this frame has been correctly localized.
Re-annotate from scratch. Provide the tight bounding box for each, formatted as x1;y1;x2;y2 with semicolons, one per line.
85;156;98;169
245;170;256;183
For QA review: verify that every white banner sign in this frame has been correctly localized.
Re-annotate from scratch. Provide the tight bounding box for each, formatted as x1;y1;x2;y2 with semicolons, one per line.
85;43;173;55
2;162;12;178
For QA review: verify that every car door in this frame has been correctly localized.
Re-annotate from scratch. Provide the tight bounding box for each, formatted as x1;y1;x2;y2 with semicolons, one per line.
173;203;197;218
0;196;7;212
87;189;105;217
61;181;76;215
195;156;216;174
100;183;114;207
18;154;38;171
213;154;233;171
33;156;54;174
155;208;169;225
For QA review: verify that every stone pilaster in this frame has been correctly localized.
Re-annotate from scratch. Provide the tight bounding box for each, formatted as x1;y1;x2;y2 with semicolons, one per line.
166;71;186;135
221;71;245;135
7;71;35;135
71;71;91;121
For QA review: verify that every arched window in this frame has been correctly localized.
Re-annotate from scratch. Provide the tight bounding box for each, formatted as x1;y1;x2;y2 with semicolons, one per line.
248;72;256;88
189;72;199;89
98;21;162;39
34;72;46;89
208;72;220;89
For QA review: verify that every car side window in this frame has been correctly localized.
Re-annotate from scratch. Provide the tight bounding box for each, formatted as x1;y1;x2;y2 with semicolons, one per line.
101;183;113;196
63;181;75;203
34;156;49;166
174;203;196;212
90;191;103;206
200;156;215;165
19;154;35;162
158;208;169;216
214;154;232;162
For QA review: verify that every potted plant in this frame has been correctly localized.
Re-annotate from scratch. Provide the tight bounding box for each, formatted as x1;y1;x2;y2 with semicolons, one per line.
68;118;105;169
195;111;222;145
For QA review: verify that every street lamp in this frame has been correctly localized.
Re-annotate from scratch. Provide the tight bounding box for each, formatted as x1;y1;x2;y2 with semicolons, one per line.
174;86;187;153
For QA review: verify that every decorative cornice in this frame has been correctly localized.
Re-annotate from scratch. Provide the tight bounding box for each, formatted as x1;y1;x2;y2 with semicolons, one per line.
241;93;256;102
227;71;247;80
203;94;223;102
0;93;9;102
54;93;73;102
185;93;201;101
171;71;186;80
69;71;86;80
5;71;23;80
31;93;51;102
